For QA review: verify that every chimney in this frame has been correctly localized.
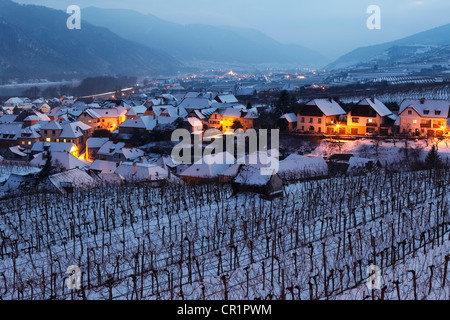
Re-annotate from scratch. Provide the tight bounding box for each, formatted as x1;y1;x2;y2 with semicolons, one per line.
328;98;332;103
132;162;137;176
420;98;425;104
371;97;375;103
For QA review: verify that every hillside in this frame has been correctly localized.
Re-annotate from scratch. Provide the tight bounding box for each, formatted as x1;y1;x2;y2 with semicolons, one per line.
82;7;329;68
327;23;450;70
0;0;181;79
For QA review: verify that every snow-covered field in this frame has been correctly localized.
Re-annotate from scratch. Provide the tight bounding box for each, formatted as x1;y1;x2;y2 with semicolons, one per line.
0;167;448;300
310;138;450;165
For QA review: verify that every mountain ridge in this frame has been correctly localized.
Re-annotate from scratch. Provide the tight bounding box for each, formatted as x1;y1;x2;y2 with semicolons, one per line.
81;7;329;68
326;23;450;70
0;0;182;79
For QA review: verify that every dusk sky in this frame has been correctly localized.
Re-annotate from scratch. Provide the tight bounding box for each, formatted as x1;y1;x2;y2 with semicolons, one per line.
14;0;450;59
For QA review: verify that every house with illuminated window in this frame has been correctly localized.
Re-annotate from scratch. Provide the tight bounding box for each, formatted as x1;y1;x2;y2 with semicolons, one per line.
78;107;127;132
18;127;41;149
297;99;346;134
346;98;397;135
39;121;93;155
398;98;450;137
208;107;258;133
0;123;23;148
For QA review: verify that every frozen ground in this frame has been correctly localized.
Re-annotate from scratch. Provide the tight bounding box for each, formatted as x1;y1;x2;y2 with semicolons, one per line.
0;167;448;300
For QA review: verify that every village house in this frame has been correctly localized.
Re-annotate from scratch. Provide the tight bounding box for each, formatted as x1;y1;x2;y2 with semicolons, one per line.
179;152;235;185
0;123;23;149
31;142;77;159
297;99;346;134
78;107;127;132
279;113;298;132
96;141;145;162
18;127;41;149
118;116;177;138
183;117;204;134
398;98;450;137
208;107;258;133
1;146;28;161
214;94;238;104
346;98;397;135
86;137;109;161
232;165;283;198
30;151;89;172
125;105;148;120
114;162;168;183
39;121;92;155
43;168;95;194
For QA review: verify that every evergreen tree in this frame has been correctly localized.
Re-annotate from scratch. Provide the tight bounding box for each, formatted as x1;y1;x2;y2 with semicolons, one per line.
425;145;441;168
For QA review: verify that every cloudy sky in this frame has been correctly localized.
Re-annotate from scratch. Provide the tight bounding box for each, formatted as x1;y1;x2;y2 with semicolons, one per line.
14;0;450;59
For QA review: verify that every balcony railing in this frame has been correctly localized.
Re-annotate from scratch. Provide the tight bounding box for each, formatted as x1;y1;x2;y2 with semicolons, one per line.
366;122;378;127
420;123;432;128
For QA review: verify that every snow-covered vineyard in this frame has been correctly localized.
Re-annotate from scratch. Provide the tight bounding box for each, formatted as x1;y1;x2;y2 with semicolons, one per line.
0;168;449;300
338;84;450;104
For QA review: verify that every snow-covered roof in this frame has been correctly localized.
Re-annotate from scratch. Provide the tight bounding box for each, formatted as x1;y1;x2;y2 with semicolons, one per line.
399;99;450;118
97;141;126;156
178;98;213;110
90;160;118;174
120;116;177;131
122;148;145;161
281;113;297;123
160;106;188;118
86;137;109;149
357;98;393;117
5;97;24;105
306;99;346;116
59;121;91;139
9;146;27;157
31;142;75;153
187;117;203;127
30;151;88;170
126;105;147;117
221;108;242;118
114;162;168;182
234;165;273;186
47;168;94;194
95;173;124;185
20;127;41;139
83;107;127;119
0;123;22;139
180;152;235;179
0;114;18;123
215;94;238;104
23;111;51;122
40;121;63;131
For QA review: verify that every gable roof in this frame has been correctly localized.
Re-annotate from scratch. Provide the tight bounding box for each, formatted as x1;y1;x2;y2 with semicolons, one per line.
399;99;450;118
180;152;235;179
59;121;91;139
281;113;298;123
305;99;346;116
357;98;393;117
114;162;168;182
86;137;109;149
47;168;94;194
40;121;63;131
120;116;177;131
